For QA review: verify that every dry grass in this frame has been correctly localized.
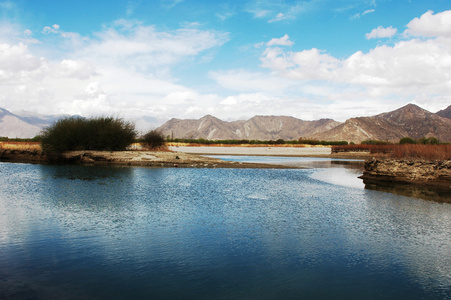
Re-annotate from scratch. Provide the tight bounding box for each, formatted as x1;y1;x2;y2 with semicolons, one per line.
0;142;42;151
332;144;451;160
389;144;451;160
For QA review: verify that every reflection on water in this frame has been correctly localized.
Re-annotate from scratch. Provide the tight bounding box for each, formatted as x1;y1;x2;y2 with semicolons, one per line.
207;155;365;169
211;155;450;203
311;167;365;189
363;179;451;203
0;162;450;299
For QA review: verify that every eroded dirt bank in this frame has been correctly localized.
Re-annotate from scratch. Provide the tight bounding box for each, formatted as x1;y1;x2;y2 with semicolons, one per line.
360;158;451;189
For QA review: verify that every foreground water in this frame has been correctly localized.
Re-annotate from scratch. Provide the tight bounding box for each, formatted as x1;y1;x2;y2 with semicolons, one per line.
1;160;450;299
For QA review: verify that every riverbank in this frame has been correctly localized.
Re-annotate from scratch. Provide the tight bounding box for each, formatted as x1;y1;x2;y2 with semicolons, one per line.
0;149;291;169
0;145;369;168
360;158;451;189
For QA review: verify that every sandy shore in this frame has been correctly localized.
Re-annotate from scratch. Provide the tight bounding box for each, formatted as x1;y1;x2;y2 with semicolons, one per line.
169;146;369;159
169;146;331;156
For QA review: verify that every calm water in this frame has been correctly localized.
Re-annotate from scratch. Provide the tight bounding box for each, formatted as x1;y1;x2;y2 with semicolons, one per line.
1;160;451;299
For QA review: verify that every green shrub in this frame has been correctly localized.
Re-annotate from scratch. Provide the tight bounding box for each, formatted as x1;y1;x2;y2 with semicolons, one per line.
418;137;440;145
142;130;165;149
41;116;136;153
361;140;391;145
399;137;417;144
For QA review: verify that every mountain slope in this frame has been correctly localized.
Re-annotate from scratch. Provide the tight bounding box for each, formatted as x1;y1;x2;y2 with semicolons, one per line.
0;108;43;138
157;115;341;140
313;104;451;143
436;105;451;119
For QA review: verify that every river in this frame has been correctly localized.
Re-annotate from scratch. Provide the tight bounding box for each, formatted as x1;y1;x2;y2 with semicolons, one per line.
0;159;450;299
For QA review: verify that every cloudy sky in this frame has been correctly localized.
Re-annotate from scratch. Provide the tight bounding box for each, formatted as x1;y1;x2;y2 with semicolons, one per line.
1;0;450;124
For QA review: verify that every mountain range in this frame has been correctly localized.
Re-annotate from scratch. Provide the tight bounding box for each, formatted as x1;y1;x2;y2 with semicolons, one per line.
312;104;451;143
156;104;451;143
0;108;55;138
157;115;340;141
1;104;450;143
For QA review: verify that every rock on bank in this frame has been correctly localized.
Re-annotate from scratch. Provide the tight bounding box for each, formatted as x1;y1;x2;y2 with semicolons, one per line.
360;158;451;188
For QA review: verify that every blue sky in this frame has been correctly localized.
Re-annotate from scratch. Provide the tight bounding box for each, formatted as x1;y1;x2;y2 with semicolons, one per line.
1;0;450;125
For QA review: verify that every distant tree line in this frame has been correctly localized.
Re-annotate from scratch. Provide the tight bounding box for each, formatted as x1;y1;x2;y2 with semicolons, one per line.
360;137;443;145
0;136;41;142
399;136;440;145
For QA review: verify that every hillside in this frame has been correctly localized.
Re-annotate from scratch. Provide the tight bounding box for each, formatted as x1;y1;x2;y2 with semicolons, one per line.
157;115;341;140
0;108;44;138
313;104;451;143
436;105;451;119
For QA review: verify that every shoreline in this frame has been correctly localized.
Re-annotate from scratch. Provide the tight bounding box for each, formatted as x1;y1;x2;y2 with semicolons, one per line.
0;149;293;169
0;146;368;169
168;146;370;159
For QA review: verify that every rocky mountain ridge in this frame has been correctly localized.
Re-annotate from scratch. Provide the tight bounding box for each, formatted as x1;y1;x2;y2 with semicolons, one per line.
436;105;451;119
313;104;451;143
157;115;341;141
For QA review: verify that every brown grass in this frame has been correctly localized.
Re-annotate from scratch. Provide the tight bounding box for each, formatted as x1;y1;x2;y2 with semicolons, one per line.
332;144;451;160
0;142;42;151
389;144;451;160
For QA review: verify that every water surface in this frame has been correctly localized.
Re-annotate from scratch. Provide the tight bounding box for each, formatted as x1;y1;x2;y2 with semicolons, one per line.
0;161;450;299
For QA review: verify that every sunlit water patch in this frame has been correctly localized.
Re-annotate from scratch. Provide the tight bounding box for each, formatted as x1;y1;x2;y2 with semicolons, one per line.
0;162;450;299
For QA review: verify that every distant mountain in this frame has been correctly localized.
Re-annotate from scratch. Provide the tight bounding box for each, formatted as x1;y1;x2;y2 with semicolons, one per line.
312;104;451;143
436;105;451;119
0;108;44;138
157;115;341;140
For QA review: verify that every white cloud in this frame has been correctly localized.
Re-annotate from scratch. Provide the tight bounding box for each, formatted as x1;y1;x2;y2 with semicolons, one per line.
351;9;375;20
0;43;48;84
210;70;295;92
261;47;340;79
257;30;451;114
2;9;451;124
366;26;397;39
247;1;309;23
42;24;60;34
161;0;184;9
266;34;294;47
248;9;271;19
405;10;451;37
83;20;229;72
57;60;98;80
0;20;229;119
269;12;287;23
